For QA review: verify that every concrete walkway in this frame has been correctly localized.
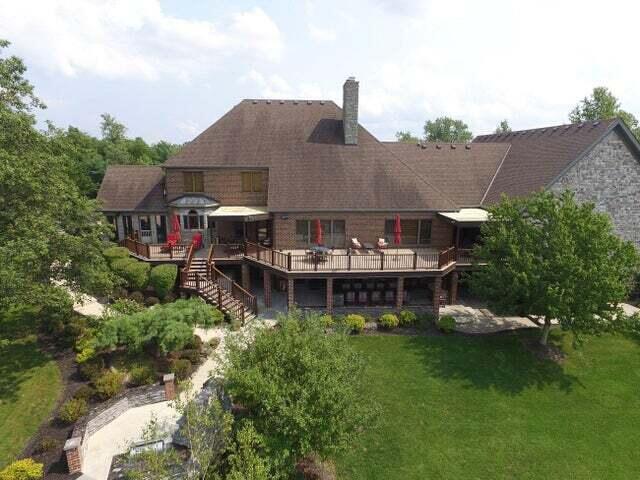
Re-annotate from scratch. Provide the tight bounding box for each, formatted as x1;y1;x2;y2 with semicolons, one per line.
441;304;538;334
73;293;106;317
79;319;275;480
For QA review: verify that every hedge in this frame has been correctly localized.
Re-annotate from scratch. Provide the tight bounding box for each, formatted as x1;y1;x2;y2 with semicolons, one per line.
344;314;366;334
103;246;130;261
149;264;178;299
111;259;150;291
0;459;44;480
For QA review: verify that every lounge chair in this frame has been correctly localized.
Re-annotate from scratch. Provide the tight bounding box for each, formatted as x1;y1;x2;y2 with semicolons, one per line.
377;238;389;249
350;238;363;250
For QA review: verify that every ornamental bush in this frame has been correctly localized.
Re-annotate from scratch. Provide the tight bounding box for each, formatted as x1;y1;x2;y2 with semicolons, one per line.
103;246;130;262
107;298;144;315
378;313;399;330
94;370;125;400
58;398;88;424
437;315;456;333
110;257;137;277
122;261;151;291
129;291;144;304
0;458;44;480
344;314;365;334
319;314;334;328
398;310;417;326
73;385;96;401
170;358;193;380
128;365;156;386
149;264;178;300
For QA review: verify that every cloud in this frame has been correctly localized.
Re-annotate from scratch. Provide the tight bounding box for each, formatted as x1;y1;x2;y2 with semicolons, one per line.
241;70;330;100
0;0;283;81
308;24;337;43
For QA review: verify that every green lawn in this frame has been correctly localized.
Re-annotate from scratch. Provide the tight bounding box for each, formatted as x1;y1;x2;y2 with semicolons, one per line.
0;336;62;468
337;332;640;480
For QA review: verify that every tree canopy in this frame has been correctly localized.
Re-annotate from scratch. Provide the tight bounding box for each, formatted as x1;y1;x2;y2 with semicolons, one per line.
395;130;420;143
470;191;639;345
569;87;640;140
495;119;512;134
424;116;473;142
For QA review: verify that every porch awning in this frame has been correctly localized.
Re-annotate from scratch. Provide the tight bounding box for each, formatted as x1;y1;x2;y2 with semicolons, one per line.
207;206;270;221
438;208;489;224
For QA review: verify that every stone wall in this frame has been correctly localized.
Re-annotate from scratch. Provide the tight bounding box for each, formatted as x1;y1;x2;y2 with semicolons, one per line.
272;211;453;250
550;129;640;248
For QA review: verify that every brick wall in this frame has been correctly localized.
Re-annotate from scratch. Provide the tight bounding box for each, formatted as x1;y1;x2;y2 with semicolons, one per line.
550;129;640;248
272;212;453;250
166;168;268;206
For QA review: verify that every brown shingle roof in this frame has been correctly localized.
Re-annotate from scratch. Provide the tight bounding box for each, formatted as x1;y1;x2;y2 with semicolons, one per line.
474;119;618;204
97;165;165;212
164;100;456;211
383;141;510;207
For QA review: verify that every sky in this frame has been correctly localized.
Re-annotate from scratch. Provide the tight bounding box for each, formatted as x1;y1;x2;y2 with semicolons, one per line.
1;0;639;144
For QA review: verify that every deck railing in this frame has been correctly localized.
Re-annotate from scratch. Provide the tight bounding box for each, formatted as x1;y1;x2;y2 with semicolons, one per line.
209;266;257;319
456;248;474;265
244;241;456;272
120;237;189;260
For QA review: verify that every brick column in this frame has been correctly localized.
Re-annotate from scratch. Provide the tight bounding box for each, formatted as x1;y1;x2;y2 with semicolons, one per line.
395;277;404;309
449;272;459;304
163;373;176;400
263;271;272;308
287;278;295;310
241;263;250;291
64;437;83;474
326;278;334;314
432;276;442;318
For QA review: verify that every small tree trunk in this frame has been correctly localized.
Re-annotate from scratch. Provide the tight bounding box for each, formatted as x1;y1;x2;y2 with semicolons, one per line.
540;317;551;346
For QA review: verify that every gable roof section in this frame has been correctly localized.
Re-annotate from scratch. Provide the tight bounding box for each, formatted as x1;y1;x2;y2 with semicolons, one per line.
164;100;456;211
383;141;510;207
474;119;619;204
97;165;165;212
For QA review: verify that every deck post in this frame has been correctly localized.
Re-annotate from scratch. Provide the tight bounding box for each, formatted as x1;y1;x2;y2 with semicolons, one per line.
396;277;404;309
326;277;334;314
347;251;351;270
287;253;292;270
287;278;295;309
195;273;200;291
271;248;274;265
432;276;442;318
413;251;418;269
218;287;223;309
145;243;150;259
169;245;173;259
263;271;272;308
449;271;459;304
380;251;385;270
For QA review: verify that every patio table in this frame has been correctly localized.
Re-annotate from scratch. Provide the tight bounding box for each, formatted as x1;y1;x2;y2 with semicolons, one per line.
362;242;374;250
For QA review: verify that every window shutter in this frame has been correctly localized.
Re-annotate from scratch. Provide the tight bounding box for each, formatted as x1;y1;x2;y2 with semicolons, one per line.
183;172;192;192
252;172;263;192
241;172;252;192
195;173;204;192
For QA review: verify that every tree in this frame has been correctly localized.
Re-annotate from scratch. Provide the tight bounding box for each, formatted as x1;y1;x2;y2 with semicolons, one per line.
470;191;639;345
424;116;473;142
222;311;375;474
569;87;640;140
0;39;116;320
395;130;420;143
100;113;127;143
495;119;512;134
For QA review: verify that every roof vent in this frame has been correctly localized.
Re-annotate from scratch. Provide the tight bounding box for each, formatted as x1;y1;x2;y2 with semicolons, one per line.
252;100;258;104
450;144;456;149
465;144;471;150
319;100;325;105
420;144;427;149
436;144;442;150
552;127;558;131
279;100;284;104
293;100;299;105
593;121;600;126
266;100;271;104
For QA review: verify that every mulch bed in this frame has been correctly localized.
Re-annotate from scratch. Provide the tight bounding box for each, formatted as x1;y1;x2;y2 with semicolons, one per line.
20;340;89;479
521;337;566;363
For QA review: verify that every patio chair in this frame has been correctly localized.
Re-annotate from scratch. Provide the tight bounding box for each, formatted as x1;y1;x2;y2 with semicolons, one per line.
377;238;389;249
350;238;363;250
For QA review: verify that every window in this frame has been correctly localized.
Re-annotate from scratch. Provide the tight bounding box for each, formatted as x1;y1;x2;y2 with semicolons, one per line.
139;215;151;231
296;219;346;247
183;172;204;192
122;215;134;238
385;219;432;245
183;210;204;230
241;171;264;192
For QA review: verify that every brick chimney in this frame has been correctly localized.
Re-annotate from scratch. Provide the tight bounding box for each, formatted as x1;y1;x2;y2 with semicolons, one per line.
342;76;359;145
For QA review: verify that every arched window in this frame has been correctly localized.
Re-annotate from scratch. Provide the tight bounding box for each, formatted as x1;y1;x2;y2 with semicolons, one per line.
183;210;204;230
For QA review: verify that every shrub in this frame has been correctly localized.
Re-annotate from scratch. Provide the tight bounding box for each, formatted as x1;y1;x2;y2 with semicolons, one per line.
169;358;193;381
378;313;399;330
0;458;43;480
211;308;225;325
75;346;96;364
319;314;334;328
178;349;201;365
145;296;160;307
129;291;145;304
208;337;221;350
185;334;203;351
112;258;150;291
73;385;96;401
437;315;456;333
128;365;156;386
162;292;177;304
94;370;125;400
39;287;74;335
231;317;242;331
58;398;88;424
108;298;144;315
112;286;129;300
344;314;365;334
149;264;178;300
37;437;59;453
418;311;436;329
110;257;137;277
103;246;130;261
79;357;105;382
398;310;417;326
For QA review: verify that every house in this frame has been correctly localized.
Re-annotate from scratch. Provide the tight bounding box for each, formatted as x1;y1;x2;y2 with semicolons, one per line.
97;77;640;319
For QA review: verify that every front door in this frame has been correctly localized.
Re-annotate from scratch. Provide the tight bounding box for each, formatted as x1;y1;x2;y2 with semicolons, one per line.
155;215;167;243
207;218;217;244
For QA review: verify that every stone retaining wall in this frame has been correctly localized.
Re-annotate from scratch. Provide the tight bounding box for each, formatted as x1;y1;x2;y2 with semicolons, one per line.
64;374;175;474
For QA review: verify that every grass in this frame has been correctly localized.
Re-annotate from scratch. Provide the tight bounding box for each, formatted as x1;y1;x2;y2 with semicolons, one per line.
337;331;640;480
0;336;62;468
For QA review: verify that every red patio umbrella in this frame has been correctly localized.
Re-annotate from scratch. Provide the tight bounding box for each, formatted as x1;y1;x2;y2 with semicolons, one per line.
171;214;181;242
393;214;402;246
314;218;323;245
